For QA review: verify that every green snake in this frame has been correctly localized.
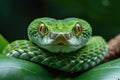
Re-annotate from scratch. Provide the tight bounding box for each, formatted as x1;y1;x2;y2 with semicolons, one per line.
3;17;108;73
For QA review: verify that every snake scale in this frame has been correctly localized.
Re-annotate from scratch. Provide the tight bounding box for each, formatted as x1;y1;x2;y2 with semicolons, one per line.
3;17;108;73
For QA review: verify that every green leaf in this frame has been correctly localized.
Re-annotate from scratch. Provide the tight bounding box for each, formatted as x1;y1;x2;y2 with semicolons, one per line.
0;34;9;53
0;55;52;80
74;59;120;80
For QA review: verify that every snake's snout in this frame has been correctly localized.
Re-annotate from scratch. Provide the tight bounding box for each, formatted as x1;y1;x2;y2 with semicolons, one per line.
49;32;72;40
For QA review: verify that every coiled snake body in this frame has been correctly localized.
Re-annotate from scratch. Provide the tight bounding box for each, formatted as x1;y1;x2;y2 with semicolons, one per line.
3;18;108;73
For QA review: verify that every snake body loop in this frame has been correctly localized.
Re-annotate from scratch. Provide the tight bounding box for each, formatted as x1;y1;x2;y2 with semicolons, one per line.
3;18;108;73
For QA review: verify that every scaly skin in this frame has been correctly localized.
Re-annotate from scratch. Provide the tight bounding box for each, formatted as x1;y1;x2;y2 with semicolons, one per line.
3;17;108;73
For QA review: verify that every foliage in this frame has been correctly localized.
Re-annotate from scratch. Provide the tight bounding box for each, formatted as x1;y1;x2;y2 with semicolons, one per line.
0;55;51;80
0;34;9;53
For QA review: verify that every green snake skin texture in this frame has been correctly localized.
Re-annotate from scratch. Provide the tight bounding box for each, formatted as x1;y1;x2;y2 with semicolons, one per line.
3;36;107;73
3;18;108;73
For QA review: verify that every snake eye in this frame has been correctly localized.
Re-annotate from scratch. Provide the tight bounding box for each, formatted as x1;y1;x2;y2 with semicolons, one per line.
38;23;46;36
74;23;82;36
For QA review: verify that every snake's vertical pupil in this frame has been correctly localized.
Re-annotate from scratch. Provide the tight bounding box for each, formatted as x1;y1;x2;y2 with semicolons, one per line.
38;23;46;36
74;23;82;36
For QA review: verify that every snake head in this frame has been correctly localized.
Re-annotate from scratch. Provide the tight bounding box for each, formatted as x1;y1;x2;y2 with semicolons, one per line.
28;17;92;53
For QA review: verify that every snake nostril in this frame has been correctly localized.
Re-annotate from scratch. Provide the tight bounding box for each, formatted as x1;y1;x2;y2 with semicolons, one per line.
64;33;72;40
49;32;57;39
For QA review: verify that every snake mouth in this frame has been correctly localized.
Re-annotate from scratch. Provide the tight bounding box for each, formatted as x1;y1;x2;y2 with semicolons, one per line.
56;42;65;46
52;42;72;46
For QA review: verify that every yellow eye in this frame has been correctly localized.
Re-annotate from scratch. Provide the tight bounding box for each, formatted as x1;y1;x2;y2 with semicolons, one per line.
38;23;46;36
74;23;82;36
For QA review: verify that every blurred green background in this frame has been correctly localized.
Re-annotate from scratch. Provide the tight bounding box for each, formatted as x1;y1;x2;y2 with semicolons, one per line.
0;0;120;42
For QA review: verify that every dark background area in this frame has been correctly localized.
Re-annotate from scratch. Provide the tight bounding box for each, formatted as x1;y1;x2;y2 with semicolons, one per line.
0;0;120;42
